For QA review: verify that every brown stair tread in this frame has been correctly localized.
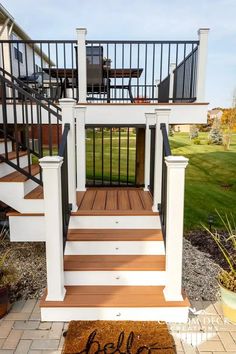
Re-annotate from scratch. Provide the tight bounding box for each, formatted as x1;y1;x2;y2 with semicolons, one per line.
0;151;28;162
25;186;44;199
67;229;163;241
0;164;40;182
40;286;189;308
64;255;165;271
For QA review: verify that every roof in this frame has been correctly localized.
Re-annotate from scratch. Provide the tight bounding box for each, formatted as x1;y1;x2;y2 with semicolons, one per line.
0;4;54;66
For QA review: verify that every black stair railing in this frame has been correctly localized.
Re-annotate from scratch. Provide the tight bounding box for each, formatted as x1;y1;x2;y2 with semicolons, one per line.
58;123;71;250
159;123;172;244
0;70;62;185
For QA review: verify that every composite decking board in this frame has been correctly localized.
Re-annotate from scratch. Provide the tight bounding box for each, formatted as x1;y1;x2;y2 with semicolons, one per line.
92;190;107;210
105;190;118;210
117;190;131;210
24;186;43;199
74;188;157;215
128;189;144;210
79;189;97;210
64;255;165;271
0;150;28;162
40;286;190;308
0;164;40;182
67;229;163;241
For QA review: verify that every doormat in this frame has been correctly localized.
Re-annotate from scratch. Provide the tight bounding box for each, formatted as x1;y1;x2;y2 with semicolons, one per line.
62;320;176;353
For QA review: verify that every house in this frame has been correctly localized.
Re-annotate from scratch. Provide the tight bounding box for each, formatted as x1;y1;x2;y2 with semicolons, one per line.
0;24;209;322
208;108;223;121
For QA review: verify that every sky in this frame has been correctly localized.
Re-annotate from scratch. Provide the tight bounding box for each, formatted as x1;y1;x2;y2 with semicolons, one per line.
1;0;236;108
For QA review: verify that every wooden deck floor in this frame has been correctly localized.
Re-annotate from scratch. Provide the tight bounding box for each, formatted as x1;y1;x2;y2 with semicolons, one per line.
75;188;156;215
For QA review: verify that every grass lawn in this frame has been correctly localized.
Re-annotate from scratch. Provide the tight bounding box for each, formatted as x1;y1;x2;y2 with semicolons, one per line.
170;132;236;230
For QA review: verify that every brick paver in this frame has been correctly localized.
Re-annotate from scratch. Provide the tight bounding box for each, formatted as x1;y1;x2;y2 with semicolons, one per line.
0;299;235;353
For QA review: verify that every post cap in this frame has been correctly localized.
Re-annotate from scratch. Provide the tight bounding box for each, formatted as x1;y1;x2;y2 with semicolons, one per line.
165;155;189;168
39;156;63;169
59;98;76;106
198;28;210;36
76;28;87;35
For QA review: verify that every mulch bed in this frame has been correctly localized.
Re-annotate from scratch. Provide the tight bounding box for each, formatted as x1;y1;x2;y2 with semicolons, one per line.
185;229;230;270
63;321;176;354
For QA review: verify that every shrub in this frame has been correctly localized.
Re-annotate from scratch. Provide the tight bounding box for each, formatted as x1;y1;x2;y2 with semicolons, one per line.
208;118;223;145
193;138;201;145
189;125;199;140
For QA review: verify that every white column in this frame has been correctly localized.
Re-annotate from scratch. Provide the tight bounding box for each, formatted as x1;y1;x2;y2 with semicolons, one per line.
152;109;170;211
59;98;77;212
76;106;86;191
163;156;188;301
144;114;153;191
196;28;210;102
76;28;87;103
169;63;176;102
39;156;66;301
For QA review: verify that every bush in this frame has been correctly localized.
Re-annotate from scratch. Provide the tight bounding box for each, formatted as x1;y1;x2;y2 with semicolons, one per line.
193;138;201;145
189;125;199;140
208;118;223;145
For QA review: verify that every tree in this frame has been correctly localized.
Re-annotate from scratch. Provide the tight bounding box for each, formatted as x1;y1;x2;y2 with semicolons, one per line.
208;118;223;145
189;125;199;140
221;96;236;150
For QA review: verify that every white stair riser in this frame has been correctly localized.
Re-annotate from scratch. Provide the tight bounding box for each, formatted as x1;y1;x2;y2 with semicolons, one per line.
64;271;166;286
0;141;12;154
69;215;161;229
41;306;189;322
0;155;29;178
9;215;45;241
65;241;165;255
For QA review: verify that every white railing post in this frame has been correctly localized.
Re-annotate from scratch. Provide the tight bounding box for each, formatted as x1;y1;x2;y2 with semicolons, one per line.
155;79;160;101
163;156;189;301
169;63;176;102
152;109;170;211
144;114;153;191
76;106;86;191
196;28;210;102
39;156;66;301
59;98;77;212
76;28;87;103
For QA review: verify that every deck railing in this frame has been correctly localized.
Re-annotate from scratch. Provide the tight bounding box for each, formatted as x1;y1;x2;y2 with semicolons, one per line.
0;37;199;103
0;68;61;184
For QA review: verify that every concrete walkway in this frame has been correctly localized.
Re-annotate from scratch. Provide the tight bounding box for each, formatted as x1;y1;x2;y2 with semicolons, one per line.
0;300;235;353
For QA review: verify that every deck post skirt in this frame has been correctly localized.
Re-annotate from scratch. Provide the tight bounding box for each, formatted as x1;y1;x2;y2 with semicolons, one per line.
76;106;87;191
76;28;87;103
196;28;209;102
163;155;189;301
152;109;170;211
59;99;77;212
39;156;66;301
169;63;176;102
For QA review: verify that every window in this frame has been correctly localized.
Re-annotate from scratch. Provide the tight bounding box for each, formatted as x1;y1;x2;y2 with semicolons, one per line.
14;47;23;63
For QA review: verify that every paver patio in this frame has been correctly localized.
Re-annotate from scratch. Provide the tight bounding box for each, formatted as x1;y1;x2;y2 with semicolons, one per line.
0;299;235;353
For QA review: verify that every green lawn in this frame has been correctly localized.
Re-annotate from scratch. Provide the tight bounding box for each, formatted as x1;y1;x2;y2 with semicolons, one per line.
170;132;236;230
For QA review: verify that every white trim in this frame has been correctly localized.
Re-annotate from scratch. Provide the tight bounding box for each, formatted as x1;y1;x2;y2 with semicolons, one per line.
41;306;189;322
64;270;166;286
65;240;165;255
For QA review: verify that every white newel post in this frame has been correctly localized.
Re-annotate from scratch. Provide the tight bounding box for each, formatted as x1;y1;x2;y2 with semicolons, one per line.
39;156;66;301
169;63;176;102
76;28;87;103
196;28;210;102
152;109;170;211
163;156;189;301
76;106;86;191
59;98;77;212
155;79;160;101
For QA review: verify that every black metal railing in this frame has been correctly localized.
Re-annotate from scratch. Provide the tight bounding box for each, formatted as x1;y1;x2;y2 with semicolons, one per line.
58;123;71;249
0;70;62;184
0;39;199;103
85;125;144;187
86;40;199;103
159;123;172;243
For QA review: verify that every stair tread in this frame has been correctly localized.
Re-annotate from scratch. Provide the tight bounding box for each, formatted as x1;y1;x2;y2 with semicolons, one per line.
25;186;44;199
64;255;165;271
40;286;189;308
67;229;163;241
0;164;40;182
0;150;28;162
